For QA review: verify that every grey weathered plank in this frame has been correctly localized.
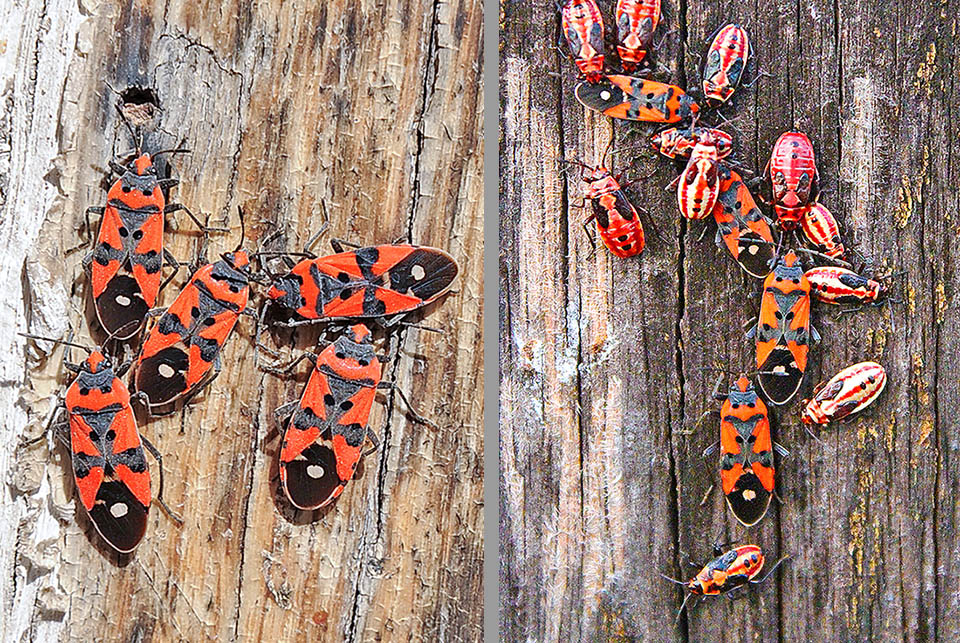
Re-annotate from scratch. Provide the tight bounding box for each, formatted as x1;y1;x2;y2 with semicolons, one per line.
500;0;960;639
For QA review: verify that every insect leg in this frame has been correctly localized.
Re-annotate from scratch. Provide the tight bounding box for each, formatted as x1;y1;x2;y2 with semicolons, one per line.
377;381;438;429
141;436;184;525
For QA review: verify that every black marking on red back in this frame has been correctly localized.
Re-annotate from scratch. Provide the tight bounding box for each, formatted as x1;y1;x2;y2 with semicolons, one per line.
724;471;770;527
757;348;804;405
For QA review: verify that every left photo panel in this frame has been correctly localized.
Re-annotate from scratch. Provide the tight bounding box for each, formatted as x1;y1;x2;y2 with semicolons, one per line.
0;1;484;640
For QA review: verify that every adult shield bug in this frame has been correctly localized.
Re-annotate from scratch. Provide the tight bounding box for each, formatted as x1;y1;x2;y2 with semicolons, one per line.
711;165;775;278
704;375;786;526
749;250;818;405
575;76;699;123
802;362;886;425
20;329;181;552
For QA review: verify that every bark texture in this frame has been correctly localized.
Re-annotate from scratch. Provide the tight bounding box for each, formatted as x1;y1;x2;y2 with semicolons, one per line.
499;0;957;639
1;0;484;640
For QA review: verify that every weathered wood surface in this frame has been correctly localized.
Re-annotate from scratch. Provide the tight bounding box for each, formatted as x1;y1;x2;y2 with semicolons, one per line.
1;0;484;640
499;0;958;639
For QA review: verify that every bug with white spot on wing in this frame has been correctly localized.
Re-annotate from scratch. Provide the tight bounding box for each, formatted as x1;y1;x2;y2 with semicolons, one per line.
19;331;182;553
263;241;459;329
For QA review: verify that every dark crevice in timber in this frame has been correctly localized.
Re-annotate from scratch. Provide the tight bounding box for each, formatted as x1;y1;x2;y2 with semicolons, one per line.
552;21;585;642
406;0;443;239
231;373;264;640
931;12;955;641
671;0;689;640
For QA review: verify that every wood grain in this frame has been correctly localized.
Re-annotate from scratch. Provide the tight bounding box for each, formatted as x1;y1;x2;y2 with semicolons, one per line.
1;0;483;641
499;0;959;639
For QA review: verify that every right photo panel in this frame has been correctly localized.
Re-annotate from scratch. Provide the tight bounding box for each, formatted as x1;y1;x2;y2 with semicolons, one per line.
499;0;959;639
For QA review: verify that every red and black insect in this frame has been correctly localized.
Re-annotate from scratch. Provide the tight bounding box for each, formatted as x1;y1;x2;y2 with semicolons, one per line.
677;133;720;220
267;324;433;510
561;0;605;83
615;0;660;71
133;250;253;411
264;243;458;328
650;125;733;160
765;132;820;231
271;325;382;510
662;544;788;618
575;76;699;123
801;361;887;426
578;163;646;258
801;203;845;259
705;375;784;526
749;250;818;405
85;152;183;340
701;24;750;107
20;331;179;553
804;266;888;306
711;165;775;278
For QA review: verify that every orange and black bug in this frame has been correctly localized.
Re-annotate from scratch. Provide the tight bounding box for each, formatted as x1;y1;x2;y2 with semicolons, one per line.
264;242;458;328
704;375;786;526
561;0;605;83
676;132;720;220
748;250;819;405
83;143;219;341
575;75;699;123
266;324;433;510
662;544;788;618
804;265;889;306
133;249;254;411
801;361;887;426
571;159;646;258
615;0;660;71
801;203;845;259
711;164;775;278
765;132;820;231
700;23;750;107
650;125;733;160
19;330;180;553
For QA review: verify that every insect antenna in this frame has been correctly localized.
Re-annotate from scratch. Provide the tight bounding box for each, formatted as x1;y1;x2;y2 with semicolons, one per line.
752;554;791;584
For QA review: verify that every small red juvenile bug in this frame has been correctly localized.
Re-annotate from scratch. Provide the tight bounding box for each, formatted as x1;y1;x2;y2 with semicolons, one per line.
801;203;845;259
677;134;720;220
765;132;820;230
264;242;458;328
749;250;818;405
20;330;181;553
711;165;775;278
578;163;646;258
615;0;660;71
561;0;605;83
133;249;254;411
804;266;887;306
662;544;789;618
575;76;699;123
650;126;733;160
704;375;786;526
802;361;886;425
701;24;750;106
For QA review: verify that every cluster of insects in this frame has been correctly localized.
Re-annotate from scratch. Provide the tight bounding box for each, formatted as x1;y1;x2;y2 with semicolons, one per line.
20;88;458;553
559;0;893;617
